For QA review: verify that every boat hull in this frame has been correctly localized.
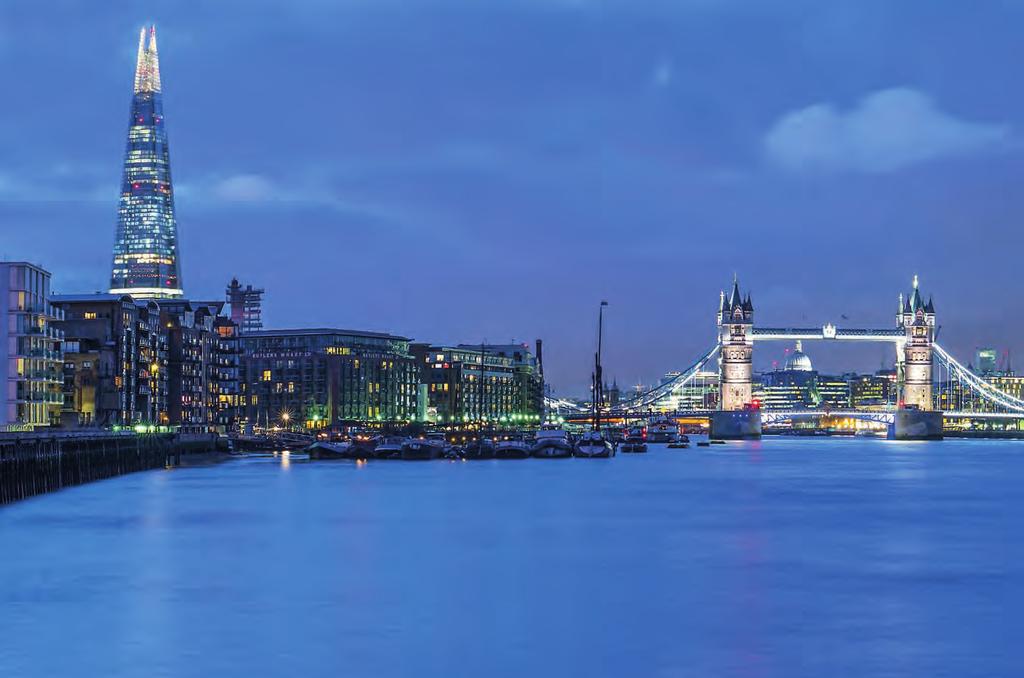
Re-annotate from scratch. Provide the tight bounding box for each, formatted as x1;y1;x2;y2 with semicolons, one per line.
373;446;403;459
494;443;530;459
401;441;443;460
463;441;497;459
306;442;352;459
574;442;614;458
531;441;573;458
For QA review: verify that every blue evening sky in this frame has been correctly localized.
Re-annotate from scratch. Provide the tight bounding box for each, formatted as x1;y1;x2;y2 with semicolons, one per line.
1;1;1021;395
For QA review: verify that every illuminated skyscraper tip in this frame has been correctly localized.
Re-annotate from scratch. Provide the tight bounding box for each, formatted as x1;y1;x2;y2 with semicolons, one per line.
133;24;161;94
110;25;182;298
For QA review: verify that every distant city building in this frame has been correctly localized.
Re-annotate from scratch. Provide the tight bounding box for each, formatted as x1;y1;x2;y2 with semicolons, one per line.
54;294;238;432
411;345;515;425
213;316;243;430
986;375;1024;400
109;26;184;299
158;300;239;433
605;379;621;408
976;348;998;376
242;329;419;429
226;278;264;334
757;342;854;410
938;373;1024;412
759;341;816;410
461;343;544;420
1;263;64;430
814;375;851;410
650;370;719;412
849;372;895;409
53;294;166;427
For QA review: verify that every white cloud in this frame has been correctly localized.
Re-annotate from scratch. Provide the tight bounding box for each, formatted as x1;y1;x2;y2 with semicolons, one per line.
764;87;1009;173
213;174;278;201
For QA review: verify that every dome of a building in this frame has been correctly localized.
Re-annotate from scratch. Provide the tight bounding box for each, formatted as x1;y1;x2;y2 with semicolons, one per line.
785;340;813;372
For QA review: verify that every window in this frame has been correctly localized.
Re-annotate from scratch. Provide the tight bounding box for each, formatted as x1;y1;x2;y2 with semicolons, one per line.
84;312;97;320
262;370;271;381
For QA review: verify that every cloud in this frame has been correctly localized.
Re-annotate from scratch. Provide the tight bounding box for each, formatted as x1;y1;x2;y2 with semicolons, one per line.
764;87;1010;173
213;174;278;201
0;171;110;203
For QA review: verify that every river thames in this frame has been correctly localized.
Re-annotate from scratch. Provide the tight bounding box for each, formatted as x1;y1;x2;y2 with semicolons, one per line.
1;438;1021;677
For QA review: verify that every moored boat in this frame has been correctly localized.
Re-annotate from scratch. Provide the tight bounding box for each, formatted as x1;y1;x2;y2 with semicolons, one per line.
574;430;614;458
531;427;574;458
647;416;679;443
401;436;446;460
348;434;378;459
495;435;531;459
306;440;352;459
666;434;690;449
463;437;497;459
373;436;407;459
619;435;648;453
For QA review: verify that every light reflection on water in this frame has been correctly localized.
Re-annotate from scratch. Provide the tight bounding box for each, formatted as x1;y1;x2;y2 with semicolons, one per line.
0;437;1022;678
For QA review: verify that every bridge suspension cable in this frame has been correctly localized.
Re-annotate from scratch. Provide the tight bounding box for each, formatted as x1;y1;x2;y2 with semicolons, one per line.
933;343;1024;413
617;343;721;412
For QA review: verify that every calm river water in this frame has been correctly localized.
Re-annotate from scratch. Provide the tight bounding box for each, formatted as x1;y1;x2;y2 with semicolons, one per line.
1;438;1022;678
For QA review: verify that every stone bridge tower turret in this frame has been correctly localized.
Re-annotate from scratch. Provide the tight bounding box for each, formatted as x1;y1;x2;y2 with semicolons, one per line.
718;278;754;411
898;275;936;410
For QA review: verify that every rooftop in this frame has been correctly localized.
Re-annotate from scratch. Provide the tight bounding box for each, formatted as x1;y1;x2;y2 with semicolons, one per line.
51;293;133;304
243;328;410;341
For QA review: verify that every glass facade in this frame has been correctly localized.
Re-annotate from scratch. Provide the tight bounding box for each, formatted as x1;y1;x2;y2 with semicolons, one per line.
109;26;183;298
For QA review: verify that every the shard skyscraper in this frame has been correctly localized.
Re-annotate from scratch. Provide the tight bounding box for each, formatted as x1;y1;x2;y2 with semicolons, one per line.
109;26;183;298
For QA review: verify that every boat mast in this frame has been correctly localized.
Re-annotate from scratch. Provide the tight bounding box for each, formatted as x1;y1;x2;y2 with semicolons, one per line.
595;301;608;433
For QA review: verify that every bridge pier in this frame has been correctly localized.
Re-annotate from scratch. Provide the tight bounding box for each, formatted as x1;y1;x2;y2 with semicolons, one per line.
710;410;762;440
890;410;943;440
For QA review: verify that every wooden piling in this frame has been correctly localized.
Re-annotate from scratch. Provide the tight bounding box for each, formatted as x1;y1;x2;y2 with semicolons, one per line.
0;432;217;505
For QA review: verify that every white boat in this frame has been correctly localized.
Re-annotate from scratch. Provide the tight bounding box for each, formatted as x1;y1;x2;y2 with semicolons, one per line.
574;430;614;458
647;416;679;443
531;427;574;458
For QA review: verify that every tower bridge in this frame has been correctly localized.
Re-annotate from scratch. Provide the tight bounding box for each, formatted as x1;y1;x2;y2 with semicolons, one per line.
548;276;1024;440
